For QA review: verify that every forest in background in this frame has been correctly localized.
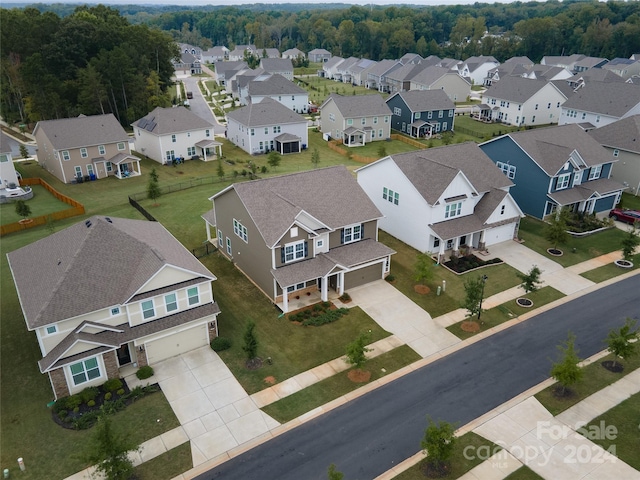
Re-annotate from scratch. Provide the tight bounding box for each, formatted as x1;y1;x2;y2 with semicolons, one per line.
2;1;640;125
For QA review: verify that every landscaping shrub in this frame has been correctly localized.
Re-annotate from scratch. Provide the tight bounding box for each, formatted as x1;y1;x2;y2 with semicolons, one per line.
210;336;232;352
444;255;502;274
79;386;99;404
103;378;123;393
312;304;323;312
339;292;351;302
104;392;112;401
116;388;125;396
67;395;82;410
87;400;96;408
136;365;154;380
302;307;349;327
385;274;396;282
322;301;331;309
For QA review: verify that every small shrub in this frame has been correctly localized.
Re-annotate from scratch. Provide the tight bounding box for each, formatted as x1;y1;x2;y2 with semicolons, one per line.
67;395;82;410
136;365;154;380
73;407;80;413
116;388;125;396
339;292;351;302
385;274;396;282
103;378;123;393
104;392;112;401
79;386;99;404
322;301;331;309
87;400;96;408
261;166;268;173
312;304;323;312
58;409;68;418
53;397;70;414
210;337;232;352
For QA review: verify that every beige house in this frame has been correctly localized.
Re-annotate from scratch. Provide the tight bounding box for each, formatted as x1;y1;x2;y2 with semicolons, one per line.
7;216;220;399
34;114;141;184
409;66;472;103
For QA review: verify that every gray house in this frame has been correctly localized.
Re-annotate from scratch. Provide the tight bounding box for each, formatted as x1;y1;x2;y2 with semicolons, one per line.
259;58;294;81
308;48;331;63
386;90;455;138
409;66;471;103
204;166;395;313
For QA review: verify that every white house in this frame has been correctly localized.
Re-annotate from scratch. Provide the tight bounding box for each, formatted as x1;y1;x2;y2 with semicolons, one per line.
457;56;500;85
246;74;309;113
0;134;20;193
356;142;523;261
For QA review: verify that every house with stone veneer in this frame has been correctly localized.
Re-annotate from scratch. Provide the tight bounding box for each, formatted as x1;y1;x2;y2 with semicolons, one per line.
202;166;394;313
6;216;220;399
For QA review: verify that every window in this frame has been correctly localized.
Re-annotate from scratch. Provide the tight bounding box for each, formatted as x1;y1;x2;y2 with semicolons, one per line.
582;112;587;120
347;119;353;125
557;102;561;108
329;113;335;122
287;282;306;292
433;238;440;248
378;129;383;138
111;307;120;315
273;126;281;133
171;134;176;143
284;240;306;262
86;164;94;176
226;237;232;255
361;117;366;125
187;132;191;137
165;150;175;162
46;325;57;335
556;173;571;190
500;205;506;215
548;103;551;109
0;154;7;163
496;161;516;179
342;224;362;244
445;202;462;218
393;107;401;116
532;116;536;123
187;287;199;306
535;104;539;110
98;145;106;155
384;116;389;123
518;105;521;111
233;219;248;242
117;142;125;151
316;239;324;248
415;112;421;119
373;117;378;124
588;165;602;180
70;358;101;386
206;129;211;137
427;111;433;119
106;162;112;172
250;128;255;136
596;115;600;123
80;148;88;158
165;293;178;312
141;300;155;319
448;109;454;117
382;187;399;205
74;166;82;178
217;229;223;247
187;146;196;156
62;150;70;161
613;149;619;157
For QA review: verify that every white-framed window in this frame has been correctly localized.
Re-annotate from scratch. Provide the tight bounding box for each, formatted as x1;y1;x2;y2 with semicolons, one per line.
415;112;421;119
378;129;383;138
187;146;196;156
187;287;199;306
0;154;8;162
206;129;211;137
111;307;120;316
273;126;281;133
165;150;175;162
287;282;306;292
98;145;106;155
316;239;324;248
233;219;248;242
532;116;536;123
433;238;440;248
117;142;125;151
613;149;619;157
347;119;353;125
86;164;94;176
250;128;255;136
284;240;306;262
448;109;454;116
361;117;366;125
496;161;516;179
445;201;462;218
596;115;600;123
427;111;433;119
165;293;178;312
329;113;335;122
548;103;551;109
373;116;378;124
535;104;539;110
80;148;88;158
217;229;223;247
171;134;176;143
187;132;191;137
46;325;57;335
500;205;506;215
382;187;399;205
556;173;571;190
62;150;70;161
518;105;522;111
342;224;362;244
70;357;101;386
384;116;389;123
393;107;401;116
74;166;82;178
588;165;602;180
226;237;232;255
106;162;112;172
141;300;155;319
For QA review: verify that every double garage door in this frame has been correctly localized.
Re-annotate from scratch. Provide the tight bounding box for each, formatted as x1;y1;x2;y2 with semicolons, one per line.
485;223;517;247
145;323;209;365
344;262;383;290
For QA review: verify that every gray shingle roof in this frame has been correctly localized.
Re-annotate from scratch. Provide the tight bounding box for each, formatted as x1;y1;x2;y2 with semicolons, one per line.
0;133;10;154
366;59;402;77
484;76;556;103
588;115;640;154
568;69;624;84
388;89;454;112
248;74;307;96
217;165;383;248
410;66;466;87
323;93;392;118
7;216;216;329
33;114;128;150
260;58;293;72
561;80;640;117
226;97;307;127
132;106;214;135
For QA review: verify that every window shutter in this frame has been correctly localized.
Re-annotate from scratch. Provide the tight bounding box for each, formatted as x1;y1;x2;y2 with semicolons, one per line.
360;223;364;239
340;228;345;244
304;241;308;257
281;247;285;263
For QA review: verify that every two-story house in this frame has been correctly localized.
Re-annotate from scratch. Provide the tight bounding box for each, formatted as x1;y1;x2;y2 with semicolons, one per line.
308;48;331;63
131;107;221;164
214;61;248;86
386;90;455;138
356;143;523;261
228;45;257;62
226;97;308;155
319;93;392;146
282;48;305;60
34;114;141;183
202;46;229;63
204;166;395;313
347;59;377;87
246;74;309;113
322;56;345;79
409;66;471;103
559;81;640;127
479;76;568;126
7;216;221;399
259;58;294;81
457;56;499;85
365;59;402;92
479;124;626;219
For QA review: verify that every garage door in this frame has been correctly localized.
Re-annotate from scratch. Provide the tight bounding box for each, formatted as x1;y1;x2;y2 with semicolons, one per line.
145;323;208;364
485;223;516;246
344;263;383;290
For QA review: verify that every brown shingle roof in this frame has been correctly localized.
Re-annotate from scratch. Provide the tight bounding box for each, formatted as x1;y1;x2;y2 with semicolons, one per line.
588;114;640;154
132;106;213;135
323;93;392;119
34;114;128;150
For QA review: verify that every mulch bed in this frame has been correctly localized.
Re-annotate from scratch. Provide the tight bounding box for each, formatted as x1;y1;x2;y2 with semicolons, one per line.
547;248;563;256
601;360;624;373
461;320;480;332
246;357;263;370
443;254;502;274
263;375;277;385
421;461;451;478
347;369;371;383
516;298;533;307
414;284;431;295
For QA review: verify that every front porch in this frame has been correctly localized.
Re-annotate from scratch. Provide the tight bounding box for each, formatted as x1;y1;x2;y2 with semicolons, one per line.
110;153;142;179
343;126;368;147
195;139;223;161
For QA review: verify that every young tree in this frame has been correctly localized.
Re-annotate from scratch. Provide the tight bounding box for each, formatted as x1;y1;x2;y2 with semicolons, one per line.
267;150;281;170
550;332;583;396
606;318;639;370
85;414;138;480
421;417;456;474
242;321;258;360
216;159;225;180
517;265;543;295
545;208;569;252
377;143;387;158
311;148;321;168
327;463;344;480
461;275;486;320
414;253;434;286
14;199;31;220
345;331;372;370
620;224;640;262
19;144;29;159
147;167;161;205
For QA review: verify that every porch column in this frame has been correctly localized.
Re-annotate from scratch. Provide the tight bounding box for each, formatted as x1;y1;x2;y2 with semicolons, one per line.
205;222;212;242
338;272;345;296
438;241;446;264
321;276;328;302
452;236;461;258
282;286;289;313
479;229;486;250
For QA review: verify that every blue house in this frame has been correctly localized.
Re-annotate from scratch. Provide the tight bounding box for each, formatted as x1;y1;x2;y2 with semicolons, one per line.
479;124;625;219
386;90;455;138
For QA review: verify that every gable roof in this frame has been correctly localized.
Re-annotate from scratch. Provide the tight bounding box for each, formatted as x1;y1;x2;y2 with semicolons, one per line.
7;217;215;329
387;89;454;112
248;74;307;96
308;48;331;55
33;114;128;150
132;106;214;135
484;76;562;103
214;166;382;248
561;80;640;117
568;68;624;84
226;97;306;127
588;114;640;154
322;93;392;118
410;66;467;87
385;62;428;83
214;61;248;76
366;59;402;77
260;58;293;72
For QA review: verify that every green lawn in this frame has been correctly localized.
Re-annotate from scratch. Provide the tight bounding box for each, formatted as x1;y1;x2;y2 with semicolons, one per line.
583;393;640;470
504;466;544;479
446;286;565;340
134;442;192;480
350;137;422;158
453;114;521;138
620;192;640;210
535;353;640;416
518;216;627;267
0;184;71;224
380;231;523;318
296;76;389;106
580;252;640;282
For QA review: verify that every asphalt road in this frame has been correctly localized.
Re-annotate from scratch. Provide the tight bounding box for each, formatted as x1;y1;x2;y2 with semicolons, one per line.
197;275;639;480
182;76;226;136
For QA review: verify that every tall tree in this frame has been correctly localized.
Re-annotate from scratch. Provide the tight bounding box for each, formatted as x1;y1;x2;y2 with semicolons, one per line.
421;417;456;475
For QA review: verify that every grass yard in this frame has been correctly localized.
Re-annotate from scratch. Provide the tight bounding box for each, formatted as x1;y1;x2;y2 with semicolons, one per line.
582;393;640;470
348;137;423;158
446;286;565;340
453;114;520;138
518;216;627;267
297;75;389;106
619;192;640;210
393;432;502;480
380;231;523;318
134;442;192;480
262;345;420;423
0;184;71;224
535;352;640;416
580;252;640;282
504;466;544;479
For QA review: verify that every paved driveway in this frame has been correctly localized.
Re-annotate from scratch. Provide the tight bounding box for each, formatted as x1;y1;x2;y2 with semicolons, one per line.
181;77;225;135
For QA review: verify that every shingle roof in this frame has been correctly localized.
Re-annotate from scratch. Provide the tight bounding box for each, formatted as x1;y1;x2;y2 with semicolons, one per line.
248;74;307;96
483;76;556;103
323;93;392;118
260;58;293;72
588;115;640;154
0;133;10;154
366;59;402;77
568;69;624;84
226;97;307;127
216;166;383;248
410;66;466;87
388;89;454;112
561;81;640;117
7;216;216;329
131;106;214;135
33;114;128;150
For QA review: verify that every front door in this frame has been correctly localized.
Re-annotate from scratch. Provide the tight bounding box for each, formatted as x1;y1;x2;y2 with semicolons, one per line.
116;344;132;366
